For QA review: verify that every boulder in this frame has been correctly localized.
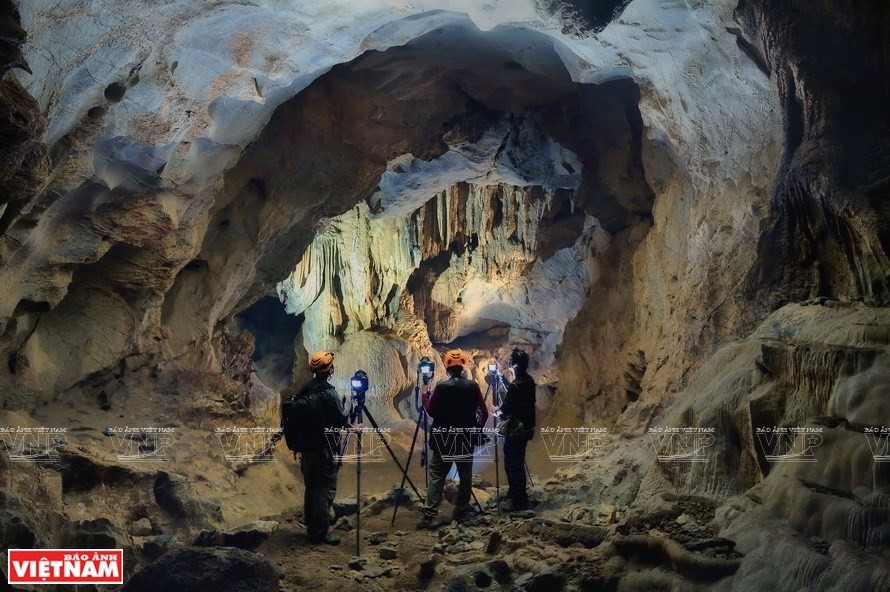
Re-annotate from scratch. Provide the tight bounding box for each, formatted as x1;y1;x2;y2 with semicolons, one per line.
129;518;153;537
486;558;512;584
332;498;358;517
139;535;173;561
0;510;36;548
596;504;618;525
61;518;119;549
153;472;222;526
122;547;278;592
378;546;398;560
472;488;491;505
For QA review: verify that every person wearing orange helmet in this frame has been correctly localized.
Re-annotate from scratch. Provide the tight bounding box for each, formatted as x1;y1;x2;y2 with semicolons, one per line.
285;351;351;545
417;349;489;529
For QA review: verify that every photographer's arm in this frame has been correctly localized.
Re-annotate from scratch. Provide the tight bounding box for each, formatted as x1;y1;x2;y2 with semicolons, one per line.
327;388;359;431
500;382;517;416
421;381;432;413
426;384;441;417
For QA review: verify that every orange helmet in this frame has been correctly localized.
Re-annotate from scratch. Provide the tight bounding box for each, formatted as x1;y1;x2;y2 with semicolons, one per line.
443;349;469;369
309;351;334;373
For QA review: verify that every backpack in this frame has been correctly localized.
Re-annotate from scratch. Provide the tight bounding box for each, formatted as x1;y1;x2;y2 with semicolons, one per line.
281;391;320;453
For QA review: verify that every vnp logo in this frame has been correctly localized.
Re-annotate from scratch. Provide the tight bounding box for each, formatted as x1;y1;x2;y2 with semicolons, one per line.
7;549;123;585
539;427;610;463
106;426;175;462
648;427;716;463
431;427;497;461
0;427;67;464
865;427;890;463
326;428;388;463
215;427;279;463
755;426;823;463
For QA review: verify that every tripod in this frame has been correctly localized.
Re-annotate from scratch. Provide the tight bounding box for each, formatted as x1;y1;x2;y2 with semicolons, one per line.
390;369;431;525
484;371;502;511
340;385;424;556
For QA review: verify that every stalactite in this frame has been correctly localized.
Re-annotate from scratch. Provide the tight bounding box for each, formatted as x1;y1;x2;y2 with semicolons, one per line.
278;182;582;357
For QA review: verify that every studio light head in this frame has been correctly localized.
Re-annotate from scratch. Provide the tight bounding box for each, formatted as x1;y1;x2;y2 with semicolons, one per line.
487;362;498;375
351;370;369;393
418;357;434;383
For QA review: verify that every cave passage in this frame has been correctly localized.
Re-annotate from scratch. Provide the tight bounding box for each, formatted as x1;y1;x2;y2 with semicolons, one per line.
202;19;658;429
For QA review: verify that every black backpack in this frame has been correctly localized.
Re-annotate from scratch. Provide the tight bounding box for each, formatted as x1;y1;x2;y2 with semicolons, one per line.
281;391;320;453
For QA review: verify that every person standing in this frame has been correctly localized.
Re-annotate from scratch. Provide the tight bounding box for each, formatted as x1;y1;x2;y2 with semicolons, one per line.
499;347;536;512
417;349;489;528
284;351;351;545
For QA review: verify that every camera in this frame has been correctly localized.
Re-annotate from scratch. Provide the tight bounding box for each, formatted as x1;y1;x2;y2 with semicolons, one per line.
485;362;500;386
419;357;434;383
351;370;369;393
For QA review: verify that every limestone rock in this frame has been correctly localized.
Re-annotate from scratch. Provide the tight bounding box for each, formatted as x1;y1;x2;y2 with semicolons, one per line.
332;498;358;518
486;558;512;584
378;546;398;560
139;534;173;561
122;547;279;592
193;520;278;551
419;556;437;580
129;518;154;537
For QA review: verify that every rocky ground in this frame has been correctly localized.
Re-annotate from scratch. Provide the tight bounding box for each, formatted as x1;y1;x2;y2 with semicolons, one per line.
256;483;744;592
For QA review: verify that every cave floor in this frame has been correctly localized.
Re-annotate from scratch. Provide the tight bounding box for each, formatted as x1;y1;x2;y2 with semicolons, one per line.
255;487;738;592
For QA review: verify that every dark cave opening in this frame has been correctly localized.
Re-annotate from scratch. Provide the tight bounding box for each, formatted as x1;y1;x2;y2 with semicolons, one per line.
233;296;303;392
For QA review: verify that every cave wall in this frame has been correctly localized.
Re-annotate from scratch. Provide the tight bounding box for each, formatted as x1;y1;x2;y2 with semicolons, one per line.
739;0;890;308
553;0;784;422
0;0;808;436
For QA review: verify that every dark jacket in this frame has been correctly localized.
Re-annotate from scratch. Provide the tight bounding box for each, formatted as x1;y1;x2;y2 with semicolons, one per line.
299;376;350;450
425;375;488;454
500;372;536;440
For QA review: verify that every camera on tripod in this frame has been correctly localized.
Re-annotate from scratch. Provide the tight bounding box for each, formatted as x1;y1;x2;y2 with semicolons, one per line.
351;370;369;395
485;361;500;385
418;357;434;384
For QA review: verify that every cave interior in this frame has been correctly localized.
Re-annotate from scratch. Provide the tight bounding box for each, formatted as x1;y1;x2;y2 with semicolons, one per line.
0;0;889;590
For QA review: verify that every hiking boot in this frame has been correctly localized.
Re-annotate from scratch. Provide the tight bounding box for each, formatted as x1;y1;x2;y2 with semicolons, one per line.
417;514;438;530
499;498;530;513
308;533;341;545
452;509;469;524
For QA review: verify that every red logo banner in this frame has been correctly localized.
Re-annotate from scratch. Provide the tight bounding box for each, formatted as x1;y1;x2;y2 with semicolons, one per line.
7;549;123;585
